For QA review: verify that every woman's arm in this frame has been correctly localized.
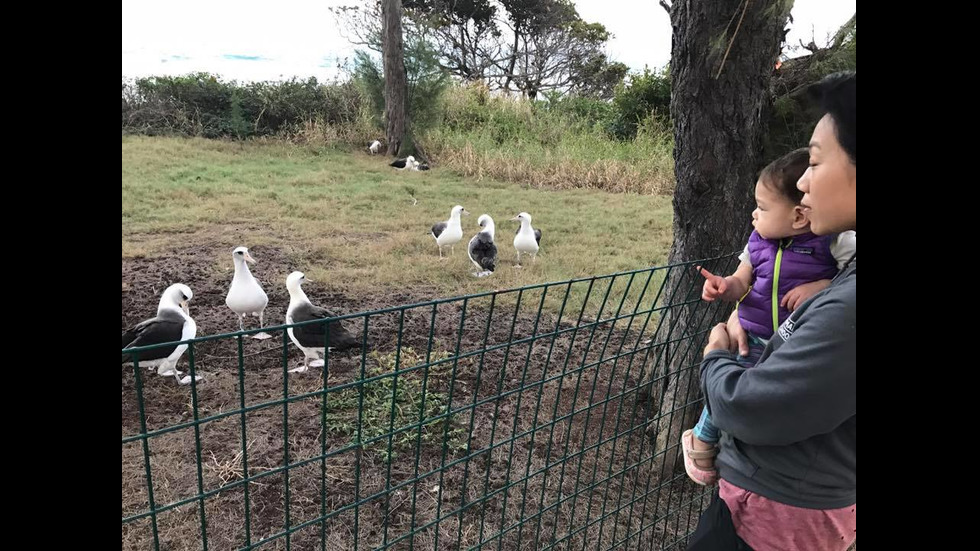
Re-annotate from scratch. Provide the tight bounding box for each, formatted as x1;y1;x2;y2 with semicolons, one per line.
700;289;856;446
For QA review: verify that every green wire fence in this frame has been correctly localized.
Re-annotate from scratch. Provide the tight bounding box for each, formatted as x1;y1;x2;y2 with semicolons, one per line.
122;253;741;550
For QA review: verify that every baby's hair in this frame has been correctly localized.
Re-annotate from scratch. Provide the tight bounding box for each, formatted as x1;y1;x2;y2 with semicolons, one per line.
759;148;809;205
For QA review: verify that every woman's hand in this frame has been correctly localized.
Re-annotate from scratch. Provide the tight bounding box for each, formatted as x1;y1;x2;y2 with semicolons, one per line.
704;323;731;355
726;309;749;357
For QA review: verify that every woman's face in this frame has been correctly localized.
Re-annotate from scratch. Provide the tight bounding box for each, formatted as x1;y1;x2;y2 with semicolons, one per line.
797;114;856;235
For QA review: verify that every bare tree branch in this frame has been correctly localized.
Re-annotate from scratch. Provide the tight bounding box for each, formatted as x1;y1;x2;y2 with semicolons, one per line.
798;38;819;53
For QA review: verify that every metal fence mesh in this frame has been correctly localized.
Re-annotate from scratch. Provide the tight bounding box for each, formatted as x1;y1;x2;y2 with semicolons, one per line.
122;254;741;550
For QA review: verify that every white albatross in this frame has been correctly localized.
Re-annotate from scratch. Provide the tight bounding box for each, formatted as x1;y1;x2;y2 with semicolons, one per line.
225;246;272;339
511;212;542;267
430;205;469;259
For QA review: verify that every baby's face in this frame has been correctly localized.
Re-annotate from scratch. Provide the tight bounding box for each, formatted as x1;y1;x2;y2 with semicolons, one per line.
751;180;806;240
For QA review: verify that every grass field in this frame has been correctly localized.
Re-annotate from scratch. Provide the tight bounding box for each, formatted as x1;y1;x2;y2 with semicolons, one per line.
122;136;673;307
121;136;709;551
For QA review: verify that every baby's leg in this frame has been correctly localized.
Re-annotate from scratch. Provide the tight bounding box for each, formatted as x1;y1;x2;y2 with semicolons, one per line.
693;406;720;444
691;407;720;469
682;410;720;485
738;334;769;367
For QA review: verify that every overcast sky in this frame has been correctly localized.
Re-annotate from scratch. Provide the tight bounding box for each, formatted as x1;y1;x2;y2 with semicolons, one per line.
122;0;856;83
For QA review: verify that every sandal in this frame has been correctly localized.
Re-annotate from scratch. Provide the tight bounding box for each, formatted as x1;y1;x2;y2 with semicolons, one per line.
682;429;719;486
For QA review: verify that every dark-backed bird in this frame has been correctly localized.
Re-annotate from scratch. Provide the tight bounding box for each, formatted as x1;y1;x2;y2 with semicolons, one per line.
285;271;360;373
122;283;201;385
468;214;498;277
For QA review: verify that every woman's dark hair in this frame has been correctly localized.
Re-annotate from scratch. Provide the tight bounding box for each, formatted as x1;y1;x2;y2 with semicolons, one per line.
808;71;855;165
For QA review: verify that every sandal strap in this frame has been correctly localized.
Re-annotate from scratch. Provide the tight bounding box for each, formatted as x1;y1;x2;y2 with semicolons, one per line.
687;446;719;460
684;430;720;459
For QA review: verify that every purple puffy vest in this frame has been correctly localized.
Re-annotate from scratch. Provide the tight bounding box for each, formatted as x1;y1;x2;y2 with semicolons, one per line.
737;230;839;339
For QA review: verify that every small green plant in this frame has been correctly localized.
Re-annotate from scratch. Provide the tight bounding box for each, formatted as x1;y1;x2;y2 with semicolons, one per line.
324;347;468;462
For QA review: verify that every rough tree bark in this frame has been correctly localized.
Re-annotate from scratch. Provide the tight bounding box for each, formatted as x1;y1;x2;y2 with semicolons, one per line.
643;0;794;475
382;0;409;156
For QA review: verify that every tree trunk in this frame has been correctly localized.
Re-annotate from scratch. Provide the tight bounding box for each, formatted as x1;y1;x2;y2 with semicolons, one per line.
382;0;409;156
503;30;520;93
643;0;793;475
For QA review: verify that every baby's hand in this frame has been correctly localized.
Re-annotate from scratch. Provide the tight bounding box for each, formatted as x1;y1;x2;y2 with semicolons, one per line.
781;279;832;311
697;266;728;301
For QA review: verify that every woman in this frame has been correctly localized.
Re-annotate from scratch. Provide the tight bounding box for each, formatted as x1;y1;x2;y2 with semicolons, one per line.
688;71;856;550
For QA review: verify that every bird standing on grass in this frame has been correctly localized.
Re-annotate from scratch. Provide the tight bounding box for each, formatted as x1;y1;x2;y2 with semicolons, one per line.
431;205;469;259
511;212;541;267
468;214;498;277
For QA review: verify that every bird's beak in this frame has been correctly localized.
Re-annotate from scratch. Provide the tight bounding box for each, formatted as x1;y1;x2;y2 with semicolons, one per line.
509;216;520;221
181;301;190;315
463;209;471;215
245;252;256;264
304;277;313;284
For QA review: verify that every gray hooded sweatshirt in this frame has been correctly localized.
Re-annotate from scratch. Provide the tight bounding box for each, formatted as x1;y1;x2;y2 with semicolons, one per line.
700;255;856;509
